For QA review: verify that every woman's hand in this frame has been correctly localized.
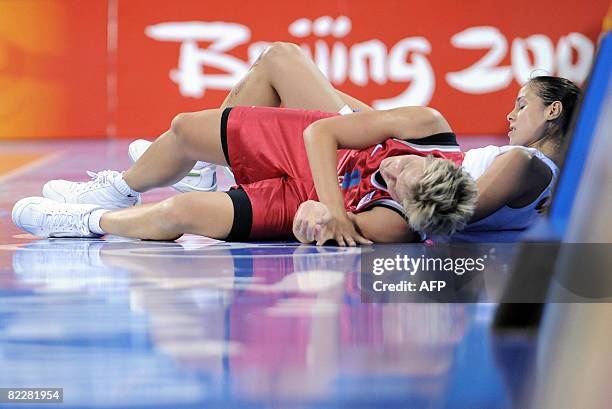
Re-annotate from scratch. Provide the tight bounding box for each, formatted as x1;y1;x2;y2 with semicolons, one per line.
318;209;373;246
293;201;372;246
293;200;333;244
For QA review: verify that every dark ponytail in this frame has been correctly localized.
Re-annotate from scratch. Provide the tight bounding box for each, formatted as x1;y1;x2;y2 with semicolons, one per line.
527;76;581;138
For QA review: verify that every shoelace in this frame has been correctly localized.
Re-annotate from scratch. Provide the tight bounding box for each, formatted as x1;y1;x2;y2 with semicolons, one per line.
43;207;91;235
69;170;116;193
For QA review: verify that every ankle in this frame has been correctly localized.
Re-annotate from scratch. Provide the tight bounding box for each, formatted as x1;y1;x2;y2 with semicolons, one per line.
88;209;109;235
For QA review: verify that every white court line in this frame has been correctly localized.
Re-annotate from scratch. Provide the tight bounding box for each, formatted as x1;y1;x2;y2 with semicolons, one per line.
0;151;65;185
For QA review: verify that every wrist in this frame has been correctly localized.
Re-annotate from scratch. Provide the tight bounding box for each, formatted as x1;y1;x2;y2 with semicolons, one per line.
326;205;346;215
330;208;351;223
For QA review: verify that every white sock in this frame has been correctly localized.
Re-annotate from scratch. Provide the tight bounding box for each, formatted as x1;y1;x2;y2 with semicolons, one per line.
88;209;109;235
114;173;139;196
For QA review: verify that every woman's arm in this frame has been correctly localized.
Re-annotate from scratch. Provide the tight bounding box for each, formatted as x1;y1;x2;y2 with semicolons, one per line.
302;107;449;246
303;107;450;211
304;107;451;150
292;200;417;244
470;149;553;223
348;208;418;243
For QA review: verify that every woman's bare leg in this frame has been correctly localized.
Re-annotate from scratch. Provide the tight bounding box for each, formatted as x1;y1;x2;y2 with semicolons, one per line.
122;109;227;192
220;42;372;112
99;192;234;240
122;43;372;193
334;89;374;112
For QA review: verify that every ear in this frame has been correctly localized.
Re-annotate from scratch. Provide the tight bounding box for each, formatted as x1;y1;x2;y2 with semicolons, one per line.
546;101;563;121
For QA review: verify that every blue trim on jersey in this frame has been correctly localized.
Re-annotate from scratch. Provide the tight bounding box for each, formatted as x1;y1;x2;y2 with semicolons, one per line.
341;170;362;189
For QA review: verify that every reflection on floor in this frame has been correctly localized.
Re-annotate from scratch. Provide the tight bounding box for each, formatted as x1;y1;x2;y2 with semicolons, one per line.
0;138;532;409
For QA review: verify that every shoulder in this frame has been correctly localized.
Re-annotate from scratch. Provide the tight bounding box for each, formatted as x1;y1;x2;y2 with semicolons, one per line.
494;149;553;206
496;146;534;165
466;145;503;157
496;147;551;174
495;148;552;182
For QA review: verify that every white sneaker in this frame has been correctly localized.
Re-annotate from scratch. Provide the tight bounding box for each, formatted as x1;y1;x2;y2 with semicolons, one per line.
12;197;103;238
42;170;140;209
128;139;235;193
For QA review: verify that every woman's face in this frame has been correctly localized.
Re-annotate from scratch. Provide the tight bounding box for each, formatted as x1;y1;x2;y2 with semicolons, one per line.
506;84;549;146
379;155;426;202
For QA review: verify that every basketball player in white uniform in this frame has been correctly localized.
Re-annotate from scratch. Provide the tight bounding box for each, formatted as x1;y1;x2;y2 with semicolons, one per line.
129;43;579;243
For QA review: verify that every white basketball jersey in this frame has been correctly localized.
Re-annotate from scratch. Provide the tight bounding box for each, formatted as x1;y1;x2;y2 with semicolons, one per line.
452;145;559;242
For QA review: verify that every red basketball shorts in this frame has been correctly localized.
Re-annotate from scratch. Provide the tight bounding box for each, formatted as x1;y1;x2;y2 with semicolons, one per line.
221;106;338;240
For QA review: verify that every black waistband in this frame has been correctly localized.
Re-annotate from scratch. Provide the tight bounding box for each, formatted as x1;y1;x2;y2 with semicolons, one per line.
399;132;458;146
220;107;233;166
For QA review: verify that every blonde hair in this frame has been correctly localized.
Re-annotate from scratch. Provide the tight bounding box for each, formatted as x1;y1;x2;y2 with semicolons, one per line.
401;157;477;236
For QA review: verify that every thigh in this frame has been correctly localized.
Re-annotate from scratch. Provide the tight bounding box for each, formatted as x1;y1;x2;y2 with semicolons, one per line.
173;108;228;166
172;192;235;239
227;106;337;184
265;43;346;112
335;89;374;112
240;177;316;240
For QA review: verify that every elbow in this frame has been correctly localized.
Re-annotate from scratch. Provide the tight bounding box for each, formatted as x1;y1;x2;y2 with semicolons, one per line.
420;107;452;134
303;122;317;143
303;121;335;147
393;106;452;135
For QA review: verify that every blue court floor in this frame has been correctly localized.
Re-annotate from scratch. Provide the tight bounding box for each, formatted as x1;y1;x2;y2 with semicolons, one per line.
0;138;533;409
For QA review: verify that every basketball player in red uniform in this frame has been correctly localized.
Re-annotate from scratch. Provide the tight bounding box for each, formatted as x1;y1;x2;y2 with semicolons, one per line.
12;101;476;245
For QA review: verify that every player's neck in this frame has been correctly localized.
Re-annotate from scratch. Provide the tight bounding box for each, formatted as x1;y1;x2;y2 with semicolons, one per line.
528;134;561;165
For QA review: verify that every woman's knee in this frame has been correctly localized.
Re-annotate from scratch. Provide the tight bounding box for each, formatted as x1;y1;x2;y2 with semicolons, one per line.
167;113;197;158
169;110;220;153
170;112;191;140
157;196;191;232
261;42;305;70
159;193;234;239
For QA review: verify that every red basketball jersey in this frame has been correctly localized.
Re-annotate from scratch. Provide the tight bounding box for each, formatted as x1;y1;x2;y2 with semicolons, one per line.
337;135;465;215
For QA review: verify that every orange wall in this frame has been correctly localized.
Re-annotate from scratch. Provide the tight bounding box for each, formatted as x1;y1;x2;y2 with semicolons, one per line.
0;0;609;139
0;0;108;139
